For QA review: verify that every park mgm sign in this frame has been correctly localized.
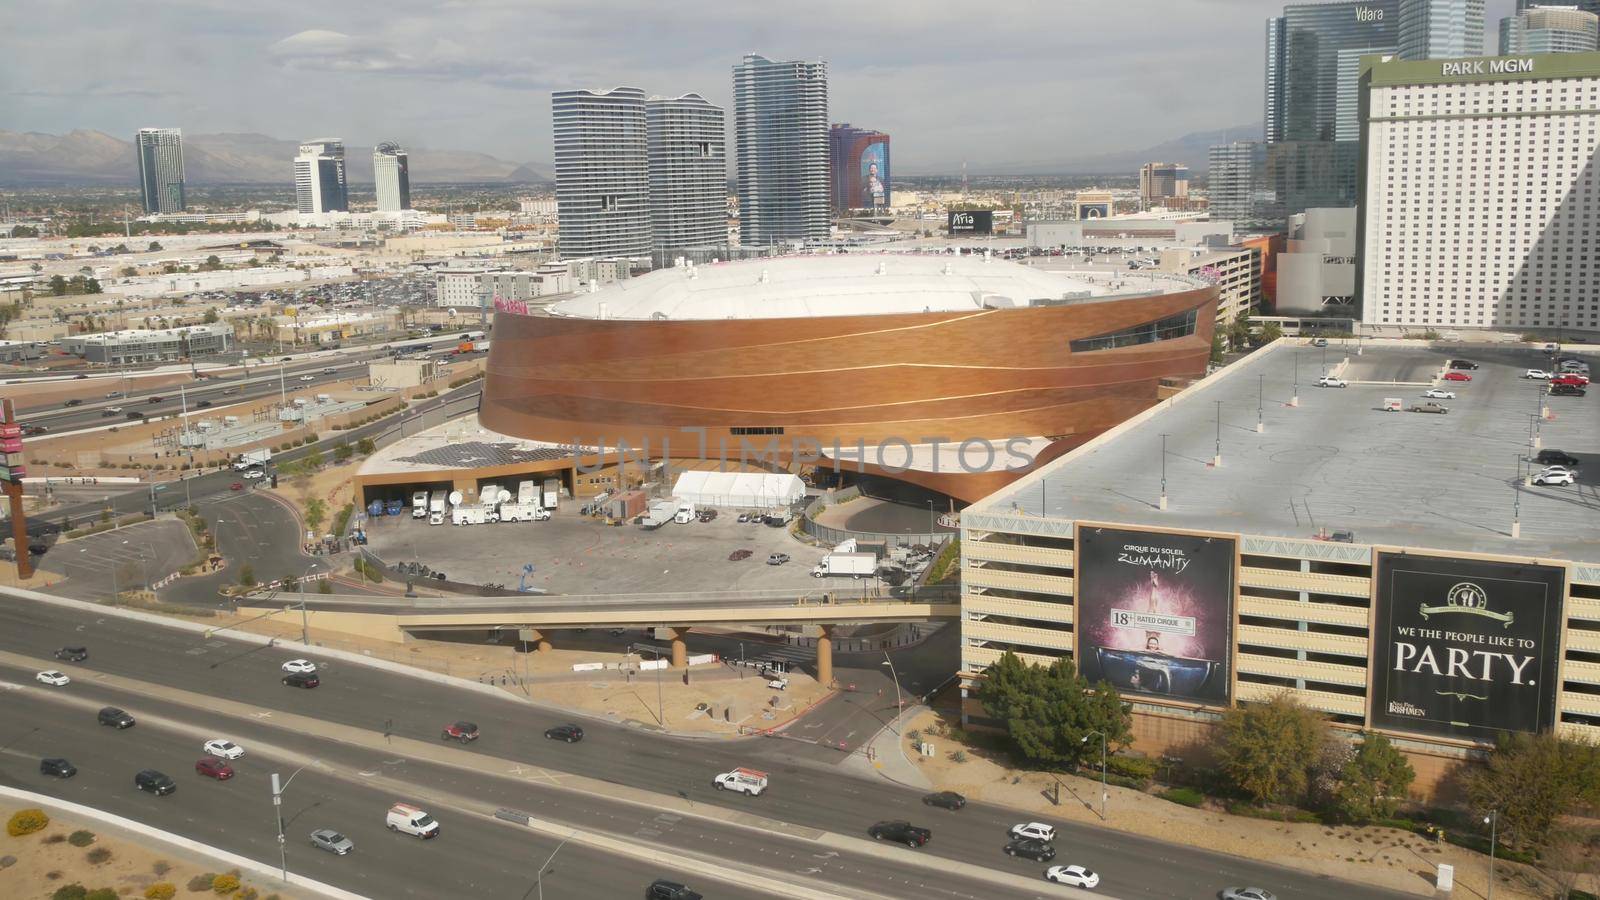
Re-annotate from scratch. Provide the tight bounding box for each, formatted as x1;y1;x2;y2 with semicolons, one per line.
1364;50;1600;89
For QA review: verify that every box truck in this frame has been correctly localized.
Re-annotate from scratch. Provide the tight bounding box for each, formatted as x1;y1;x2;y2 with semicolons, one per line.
232;449;271;471
811;552;877;579
542;478;560;509
411;491;429;519
451;505;492;525
497;502;549;523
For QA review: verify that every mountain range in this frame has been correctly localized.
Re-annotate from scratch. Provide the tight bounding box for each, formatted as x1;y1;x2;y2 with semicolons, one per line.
969;123;1261;176
0;130;551;186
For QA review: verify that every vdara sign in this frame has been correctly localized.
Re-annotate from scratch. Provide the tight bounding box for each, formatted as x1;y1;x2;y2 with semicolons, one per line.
1442;58;1534;77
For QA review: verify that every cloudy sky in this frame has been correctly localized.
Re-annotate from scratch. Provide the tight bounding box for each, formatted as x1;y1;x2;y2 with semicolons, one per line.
1;0;1517;173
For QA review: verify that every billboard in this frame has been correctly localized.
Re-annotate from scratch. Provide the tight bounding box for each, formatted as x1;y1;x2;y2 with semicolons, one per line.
1075;526;1235;705
1371;553;1564;742
947;210;993;235
860;142;888;209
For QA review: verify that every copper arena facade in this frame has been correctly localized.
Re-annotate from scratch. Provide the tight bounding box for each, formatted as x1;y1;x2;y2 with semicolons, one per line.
480;255;1219;502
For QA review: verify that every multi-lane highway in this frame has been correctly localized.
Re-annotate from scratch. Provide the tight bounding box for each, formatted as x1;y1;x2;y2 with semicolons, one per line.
0;595;1413;900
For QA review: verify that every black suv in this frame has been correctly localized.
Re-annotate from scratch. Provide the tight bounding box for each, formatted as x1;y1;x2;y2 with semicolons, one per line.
1448;359;1479;370
54;646;88;662
1537;449;1581;468
40;757;76;778
922;791;967;810
283;671;319;689
645;880;703;900
1004;837;1056;861
134;769;176;795
1551;384;1587;397
867;820;932;847
97;707;135;728
544;724;584;743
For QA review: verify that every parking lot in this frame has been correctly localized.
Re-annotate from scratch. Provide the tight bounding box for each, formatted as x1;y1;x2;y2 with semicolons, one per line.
362;505;834;595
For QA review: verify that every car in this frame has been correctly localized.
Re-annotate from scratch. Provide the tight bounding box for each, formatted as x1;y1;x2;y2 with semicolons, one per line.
441;721;480;742
1449;360;1479;370
203;739;244;759
1551;384;1588;397
242;469;264;480
64;399;83;407
35;670;70;686
766;676;789;690
282;671;319;689
54;646;88;662
1310;337;1329;347
106;390;124;398
134;770;177;796
1537;449;1581;468
1045;865;1101;888
281;356;293;362
230;482;243;491
867;821;931;847
125;411;146;420
104;406;122;414
1526;369;1554;379
645;880;703;900
195;758;235;780
21;424;47;435
1010;822;1057;843
1410;402;1449;414
544;724;584;742
1422;389;1455;399
1535;470;1576;486
766;552;790;566
1442;371;1471;382
196;400;213;408
281;659;318;674
1552;374;1590;387
1315;376;1347;388
74;374;88;380
40;757;77;778
736;513;750;523
97;706;135;728
27;543;48;556
922;791;967;810
310;829;355;855
1329;529;1357;543
1004;837;1057;861
300;374;315;381
148;396;163;404
1221;889;1277;900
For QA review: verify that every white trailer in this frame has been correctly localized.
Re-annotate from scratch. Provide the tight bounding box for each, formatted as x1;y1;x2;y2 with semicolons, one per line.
640;499;676;529
411;491;430;519
517;480;538;505
811;552;877;579
541;478;560;509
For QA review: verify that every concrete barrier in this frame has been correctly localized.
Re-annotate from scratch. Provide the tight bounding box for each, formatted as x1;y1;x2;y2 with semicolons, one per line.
0;785;364;899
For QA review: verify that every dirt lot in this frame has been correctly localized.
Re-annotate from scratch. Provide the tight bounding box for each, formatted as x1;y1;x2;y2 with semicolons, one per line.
1;804;301;899
899;709;1573;900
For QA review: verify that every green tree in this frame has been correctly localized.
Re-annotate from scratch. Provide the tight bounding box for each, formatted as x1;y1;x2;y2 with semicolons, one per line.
202;306;220;324
974;651;1132;769
1258;321;1283;344
238;564;255;587
1332;732;1415;822
49;274;67;296
1217;693;1327;806
11;225;38;237
356;437;375;455
305;447;324;469
1225;313;1251;350
203;254;222;271
305;497;326;533
85;278;102;294
1465;732;1600;852
146;241;162;252
333;442;352;462
1209;331;1226;366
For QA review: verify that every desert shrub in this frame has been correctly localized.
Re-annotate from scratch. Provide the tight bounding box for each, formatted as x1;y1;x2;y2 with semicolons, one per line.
153;860;173;876
67;829;96;846
85;846;112;864
85;889;117;900
1160;787;1206;807
44;833;66;844
186;873;217;892
7;808;49;836
1105;754;1159;786
211;872;240;894
51;885;87;900
145;884;177;900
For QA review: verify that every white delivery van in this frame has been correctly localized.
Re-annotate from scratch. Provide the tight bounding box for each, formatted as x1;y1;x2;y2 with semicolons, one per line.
385;802;440;838
1382;398;1403;412
712;767;768;796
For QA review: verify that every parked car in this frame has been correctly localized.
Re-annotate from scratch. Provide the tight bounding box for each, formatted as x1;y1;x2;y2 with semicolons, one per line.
1535;469;1576;486
1442;371;1472;382
922;791;967;810
441;721;479;743
310;829;355;855
1552;374;1590;387
281;659;317;673
134;769;177;795
736;513;750;523
203;739;244;759
1004;837;1057;861
1316;376;1347;388
195;758;235;780
97;706;135;728
1310;338;1328;347
1410;402;1449;414
544;724;584;743
282;671;319;689
1526;369;1554;380
39;757;76;778
1448;360;1479;370
1045;865;1100;888
35;670;70;686
696;509;718;522
766;553;790;566
867;821;932;847
1422;389;1455;399
1537;450;1581;468
1550;384;1588;397
1010;822;1057;843
54;646;88;662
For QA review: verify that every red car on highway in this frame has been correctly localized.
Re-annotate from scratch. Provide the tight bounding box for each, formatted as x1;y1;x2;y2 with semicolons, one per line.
230;482;243;491
1442;371;1472;382
195;758;235;780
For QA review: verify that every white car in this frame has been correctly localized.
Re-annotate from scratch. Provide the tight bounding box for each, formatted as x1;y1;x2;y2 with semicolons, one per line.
1316;376;1348;388
1045;865;1100;889
299;374;315;381
1526;369;1553;380
766;677;789;691
241;469;265;480
35;670;70;686
1423;389;1455;399
203;739;244;759
281;659;318;674
1535;469;1576;486
1010;822;1056;843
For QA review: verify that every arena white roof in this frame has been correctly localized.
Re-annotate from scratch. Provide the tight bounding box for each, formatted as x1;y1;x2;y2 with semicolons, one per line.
547;254;1202;321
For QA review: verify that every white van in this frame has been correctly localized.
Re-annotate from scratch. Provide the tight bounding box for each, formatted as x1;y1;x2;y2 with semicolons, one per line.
386;802;440;838
712;767;768;796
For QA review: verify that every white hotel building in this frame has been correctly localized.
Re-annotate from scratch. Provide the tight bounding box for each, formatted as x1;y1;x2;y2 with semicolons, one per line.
1358;51;1600;331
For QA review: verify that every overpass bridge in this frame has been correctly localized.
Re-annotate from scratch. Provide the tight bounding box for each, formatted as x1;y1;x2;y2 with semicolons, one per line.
237;588;958;684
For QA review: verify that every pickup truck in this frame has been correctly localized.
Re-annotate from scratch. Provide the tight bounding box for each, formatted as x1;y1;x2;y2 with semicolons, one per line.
1411;402;1449;414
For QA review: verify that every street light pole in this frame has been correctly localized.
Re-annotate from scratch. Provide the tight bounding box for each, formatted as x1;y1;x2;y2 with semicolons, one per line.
527;833;575;900
1256;374;1264;433
1485;808;1498;900
1213;400;1223;467
1159;433;1169;510
270;760;319;883
1081;730;1107;820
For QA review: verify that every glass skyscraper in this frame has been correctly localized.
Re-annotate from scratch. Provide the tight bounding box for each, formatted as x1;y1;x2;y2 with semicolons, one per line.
293;139;348;214
733;54;830;246
552;87;652;259
645;93;727;256
1398;0;1485;60
373;142;411;212
136;128;186;214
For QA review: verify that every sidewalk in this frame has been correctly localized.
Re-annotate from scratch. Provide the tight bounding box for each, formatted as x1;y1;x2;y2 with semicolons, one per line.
839;703;934;790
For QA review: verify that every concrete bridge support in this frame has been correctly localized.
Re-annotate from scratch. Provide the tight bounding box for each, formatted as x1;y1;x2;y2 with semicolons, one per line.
667;627;687;668
817;624;833;686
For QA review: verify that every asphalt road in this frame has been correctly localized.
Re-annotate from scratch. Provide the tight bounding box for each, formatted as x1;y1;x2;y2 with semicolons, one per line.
154;490;334;607
0;597;1414;900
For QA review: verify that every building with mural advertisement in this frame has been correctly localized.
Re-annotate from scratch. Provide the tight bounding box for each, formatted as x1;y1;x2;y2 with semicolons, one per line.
828;124;890;213
959;338;1600;796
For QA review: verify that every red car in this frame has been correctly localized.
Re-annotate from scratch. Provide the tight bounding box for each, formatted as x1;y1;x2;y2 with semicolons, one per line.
195;758;234;780
441;721;480;743
1442;371;1472;382
230;482;243;491
1552;374;1589;387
